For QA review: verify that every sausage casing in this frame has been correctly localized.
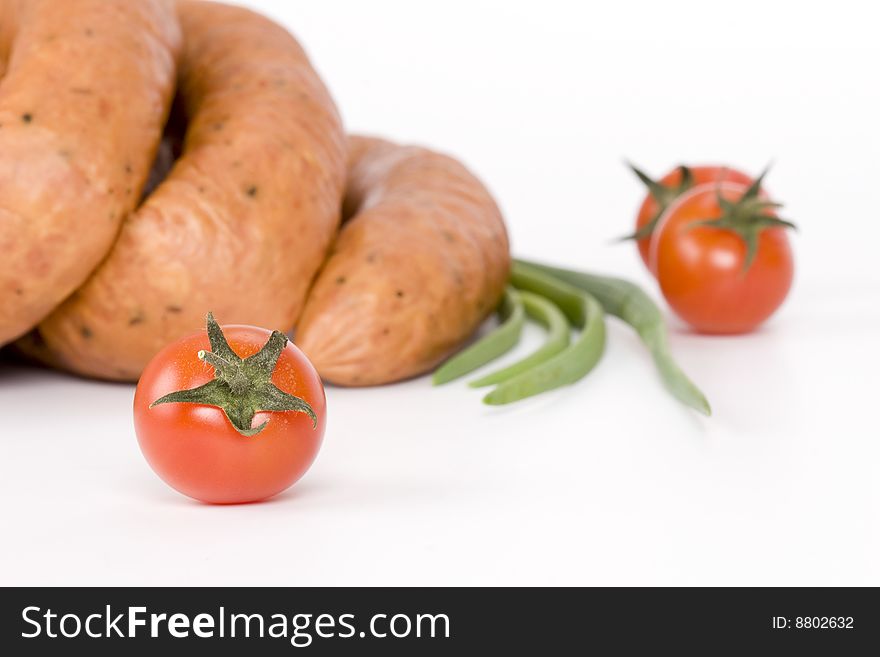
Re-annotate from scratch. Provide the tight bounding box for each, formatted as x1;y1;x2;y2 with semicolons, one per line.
296;136;510;385
0;0;181;345
24;1;347;380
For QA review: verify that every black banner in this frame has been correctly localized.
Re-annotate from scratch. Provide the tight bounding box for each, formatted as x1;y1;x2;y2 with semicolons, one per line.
1;587;877;654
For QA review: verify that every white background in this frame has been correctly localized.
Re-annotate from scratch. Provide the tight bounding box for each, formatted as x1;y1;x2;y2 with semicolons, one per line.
2;0;878;585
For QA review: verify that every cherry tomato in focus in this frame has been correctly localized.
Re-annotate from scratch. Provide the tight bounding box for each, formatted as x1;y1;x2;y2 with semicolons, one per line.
133;315;326;504
630;164;754;269
650;182;794;334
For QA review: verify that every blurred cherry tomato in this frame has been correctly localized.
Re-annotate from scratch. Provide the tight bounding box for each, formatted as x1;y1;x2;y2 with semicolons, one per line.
650;179;795;334
628;163;754;269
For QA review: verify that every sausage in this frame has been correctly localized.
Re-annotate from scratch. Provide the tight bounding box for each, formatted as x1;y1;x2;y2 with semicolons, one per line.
295;136;511;386
22;0;347;380
0;0;180;345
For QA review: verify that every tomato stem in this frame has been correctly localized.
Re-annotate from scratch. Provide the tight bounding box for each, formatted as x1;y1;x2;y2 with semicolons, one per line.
618;163;694;242
149;313;317;436
690;167;796;271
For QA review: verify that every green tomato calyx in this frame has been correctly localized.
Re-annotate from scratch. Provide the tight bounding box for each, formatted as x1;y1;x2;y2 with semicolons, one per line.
150;312;317;437
619;162;694;242
690;167;796;271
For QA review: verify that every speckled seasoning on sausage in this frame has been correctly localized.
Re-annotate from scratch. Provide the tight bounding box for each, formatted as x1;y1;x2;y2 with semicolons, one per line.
295;136;511;386
22;0;346;379
0;0;180;346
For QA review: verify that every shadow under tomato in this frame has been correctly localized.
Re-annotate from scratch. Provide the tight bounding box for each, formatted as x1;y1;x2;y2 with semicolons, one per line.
145;478;325;509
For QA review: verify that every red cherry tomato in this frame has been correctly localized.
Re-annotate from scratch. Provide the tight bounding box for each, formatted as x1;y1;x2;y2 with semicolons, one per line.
631;164;753;269
133;317;326;504
650;182;794;334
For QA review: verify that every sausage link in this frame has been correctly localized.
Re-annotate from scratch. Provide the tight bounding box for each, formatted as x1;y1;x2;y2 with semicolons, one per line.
296;136;510;386
22;0;347;380
0;0;181;345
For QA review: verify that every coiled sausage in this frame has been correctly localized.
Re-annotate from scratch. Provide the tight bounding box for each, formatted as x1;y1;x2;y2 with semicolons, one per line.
0;0;180;345
23;0;347;380
296;136;510;385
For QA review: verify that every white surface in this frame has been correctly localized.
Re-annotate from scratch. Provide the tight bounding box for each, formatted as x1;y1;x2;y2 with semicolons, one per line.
2;0;879;586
